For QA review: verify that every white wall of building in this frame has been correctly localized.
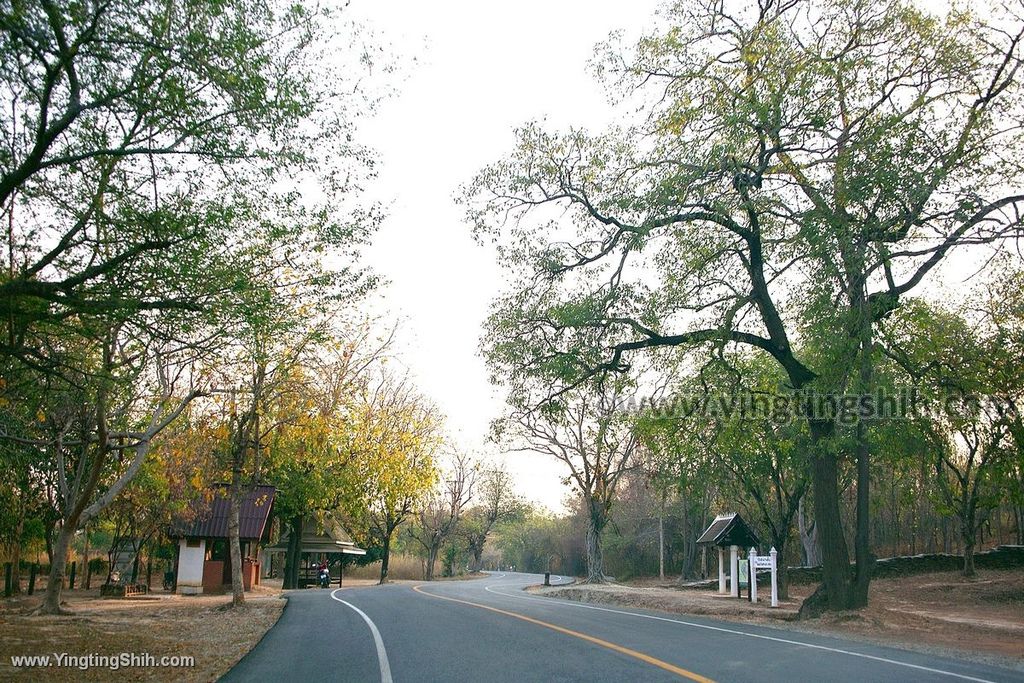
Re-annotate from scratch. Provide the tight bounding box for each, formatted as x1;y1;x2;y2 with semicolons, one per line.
177;538;206;595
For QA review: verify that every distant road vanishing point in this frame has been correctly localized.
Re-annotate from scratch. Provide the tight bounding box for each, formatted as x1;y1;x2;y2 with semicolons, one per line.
223;572;1023;683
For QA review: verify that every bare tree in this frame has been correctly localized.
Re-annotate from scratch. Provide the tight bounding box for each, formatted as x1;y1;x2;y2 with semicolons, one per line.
461;464;522;572
506;382;637;583
409;453;477;580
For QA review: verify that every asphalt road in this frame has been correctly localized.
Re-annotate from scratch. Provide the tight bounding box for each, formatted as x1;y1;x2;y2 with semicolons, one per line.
223;572;1023;683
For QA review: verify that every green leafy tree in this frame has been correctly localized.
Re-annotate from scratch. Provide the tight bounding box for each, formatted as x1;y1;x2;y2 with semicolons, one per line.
0;0;384;615
0;0;379;343
882;280;1024;576
467;0;1024;610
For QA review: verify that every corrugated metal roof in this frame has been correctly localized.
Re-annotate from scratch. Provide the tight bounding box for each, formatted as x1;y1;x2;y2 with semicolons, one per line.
696;512;761;547
170;484;275;541
697;513;737;544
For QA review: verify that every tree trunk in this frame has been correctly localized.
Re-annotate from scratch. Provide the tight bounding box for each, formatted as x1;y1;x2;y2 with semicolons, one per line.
130;551;140;584
910;500;917;555
963;537;976;577
1016;505;1024;545
798;496;821;567
228;485;245;607
283;514;302;590
962;509;977;578
678;502;692;580
424;543;438;581
584;504;607;584
378;533;391;585
851;421;873;607
806;424;854;613
658;495;666;582
10;496;25;593
773;537;790;600
39;522;74;614
44;517;55;568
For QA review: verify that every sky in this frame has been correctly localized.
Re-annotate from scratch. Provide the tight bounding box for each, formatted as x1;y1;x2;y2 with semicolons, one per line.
347;0;662;511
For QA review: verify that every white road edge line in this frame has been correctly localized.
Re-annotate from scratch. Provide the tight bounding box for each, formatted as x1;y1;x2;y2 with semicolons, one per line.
482;583;997;683
330;589;394;683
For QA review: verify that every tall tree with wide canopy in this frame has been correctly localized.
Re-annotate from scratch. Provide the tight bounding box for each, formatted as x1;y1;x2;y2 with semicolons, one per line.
467;0;1024;610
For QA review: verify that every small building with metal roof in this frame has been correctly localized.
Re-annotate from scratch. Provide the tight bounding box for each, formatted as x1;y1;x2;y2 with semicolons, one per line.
169;484;276;595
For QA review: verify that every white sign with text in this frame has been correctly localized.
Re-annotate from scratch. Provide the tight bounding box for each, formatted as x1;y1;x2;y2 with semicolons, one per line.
748;547;779;607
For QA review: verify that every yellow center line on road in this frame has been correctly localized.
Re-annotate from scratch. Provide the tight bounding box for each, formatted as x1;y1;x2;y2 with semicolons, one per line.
410;584;715;683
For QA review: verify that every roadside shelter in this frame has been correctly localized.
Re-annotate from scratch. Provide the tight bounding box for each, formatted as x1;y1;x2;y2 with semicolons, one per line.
263;513;366;587
696;513;761;598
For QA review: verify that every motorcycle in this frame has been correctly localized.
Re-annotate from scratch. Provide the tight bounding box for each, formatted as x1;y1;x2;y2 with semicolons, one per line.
318;566;330;588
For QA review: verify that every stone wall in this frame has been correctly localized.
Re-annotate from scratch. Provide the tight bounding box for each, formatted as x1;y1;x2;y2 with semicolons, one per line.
785;544;1024;585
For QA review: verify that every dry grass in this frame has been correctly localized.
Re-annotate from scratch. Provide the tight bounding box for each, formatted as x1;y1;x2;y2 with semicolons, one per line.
342;555;485;583
0;586;284;681
345;554;424;581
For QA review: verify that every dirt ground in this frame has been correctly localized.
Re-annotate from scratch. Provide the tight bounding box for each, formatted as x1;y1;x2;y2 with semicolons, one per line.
0;585;284;682
785;570;1024;665
534;580;802;621
536;569;1024;668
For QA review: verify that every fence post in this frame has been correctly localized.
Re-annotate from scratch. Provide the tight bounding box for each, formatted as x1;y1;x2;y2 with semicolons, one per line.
4;562;11;597
27;564;37;595
770;547;779;608
729;545;739;598
749;548;758;604
69;561;76;590
85;559;92;590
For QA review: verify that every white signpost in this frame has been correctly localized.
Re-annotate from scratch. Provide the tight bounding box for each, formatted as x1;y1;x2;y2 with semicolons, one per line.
748;547;779;607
